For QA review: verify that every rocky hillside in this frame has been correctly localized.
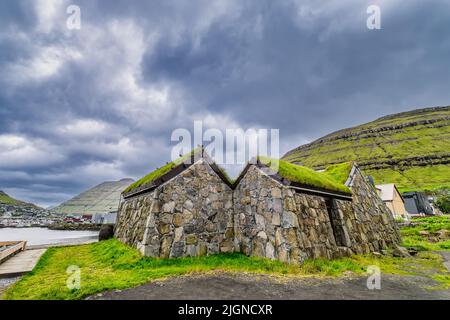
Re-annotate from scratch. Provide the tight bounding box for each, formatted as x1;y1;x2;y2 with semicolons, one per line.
283;106;450;192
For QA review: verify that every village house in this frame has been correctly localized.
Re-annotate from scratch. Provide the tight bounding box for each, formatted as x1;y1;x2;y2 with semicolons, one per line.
375;184;410;220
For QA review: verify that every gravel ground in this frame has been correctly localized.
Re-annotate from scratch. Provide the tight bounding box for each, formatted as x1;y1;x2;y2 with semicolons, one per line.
0;277;20;298
88;272;450;300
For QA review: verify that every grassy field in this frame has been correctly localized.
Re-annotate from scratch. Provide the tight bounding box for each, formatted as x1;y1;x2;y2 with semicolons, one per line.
400;216;450;251
282;106;450;192
3;235;450;300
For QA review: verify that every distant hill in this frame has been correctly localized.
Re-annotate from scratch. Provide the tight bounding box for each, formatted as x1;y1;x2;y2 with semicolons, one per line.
0;190;40;208
52;179;134;216
282;106;450;192
0;190;47;220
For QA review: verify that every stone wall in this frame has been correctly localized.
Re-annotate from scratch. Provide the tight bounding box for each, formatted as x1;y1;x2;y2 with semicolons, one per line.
233;165;401;264
234;165;342;264
115;159;234;257
115;161;400;263
334;166;401;254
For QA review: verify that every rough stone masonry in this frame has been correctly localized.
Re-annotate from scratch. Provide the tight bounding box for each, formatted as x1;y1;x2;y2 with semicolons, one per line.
115;155;400;264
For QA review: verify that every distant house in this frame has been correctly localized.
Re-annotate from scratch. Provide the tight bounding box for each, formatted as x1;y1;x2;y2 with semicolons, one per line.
403;192;435;217
81;214;93;221
93;211;117;224
376;184;410;220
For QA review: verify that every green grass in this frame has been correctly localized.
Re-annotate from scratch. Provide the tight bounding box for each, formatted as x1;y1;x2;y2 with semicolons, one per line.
258;157;351;194
401;216;450;251
282;106;450;192
0;191;23;205
124;148;236;193
5;237;450;300
0;191;38;207
323;162;353;184
4;239;449;300
124;149;201;193
369;165;450;193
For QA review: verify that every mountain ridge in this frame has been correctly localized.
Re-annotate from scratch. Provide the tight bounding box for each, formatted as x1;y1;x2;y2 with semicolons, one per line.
282;106;450;192
0;190;41;209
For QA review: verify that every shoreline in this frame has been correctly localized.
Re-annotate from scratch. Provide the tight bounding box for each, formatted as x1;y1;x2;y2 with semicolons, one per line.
0;224;103;231
0;227;99;247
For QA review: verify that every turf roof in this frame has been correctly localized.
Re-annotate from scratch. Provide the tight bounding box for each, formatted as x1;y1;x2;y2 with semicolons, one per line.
123;148;201;194
323;162;354;185
124;150;353;195
257;157;352;194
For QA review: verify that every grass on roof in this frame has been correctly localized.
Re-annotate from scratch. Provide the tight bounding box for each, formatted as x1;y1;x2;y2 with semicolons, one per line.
323;162;354;185
257;157;351;194
124;149;200;193
214;164;235;184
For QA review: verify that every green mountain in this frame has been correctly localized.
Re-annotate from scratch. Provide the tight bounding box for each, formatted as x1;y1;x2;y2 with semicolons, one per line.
0;190;37;207
282;106;450;192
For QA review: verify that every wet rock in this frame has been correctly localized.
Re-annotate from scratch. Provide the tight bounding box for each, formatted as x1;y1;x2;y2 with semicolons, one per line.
393;245;411;258
99;224;114;241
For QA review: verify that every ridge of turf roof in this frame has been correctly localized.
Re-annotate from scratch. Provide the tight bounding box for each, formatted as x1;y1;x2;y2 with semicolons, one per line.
124;150;352;195
257;157;352;194
123;148;201;193
323;162;354;185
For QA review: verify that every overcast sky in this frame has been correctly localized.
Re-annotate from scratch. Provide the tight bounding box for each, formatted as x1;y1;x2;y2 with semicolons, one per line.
1;0;449;207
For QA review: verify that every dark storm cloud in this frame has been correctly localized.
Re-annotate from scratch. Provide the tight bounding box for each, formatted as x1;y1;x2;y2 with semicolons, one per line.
141;0;450;139
0;0;449;206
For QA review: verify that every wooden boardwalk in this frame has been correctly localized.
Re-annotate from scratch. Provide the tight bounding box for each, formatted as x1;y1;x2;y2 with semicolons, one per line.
0;241;27;264
0;249;46;278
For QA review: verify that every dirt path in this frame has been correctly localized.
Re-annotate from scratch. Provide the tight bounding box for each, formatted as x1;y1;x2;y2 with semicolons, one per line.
88;272;450;300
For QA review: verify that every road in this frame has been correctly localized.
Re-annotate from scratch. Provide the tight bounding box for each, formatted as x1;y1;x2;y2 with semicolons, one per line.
88;272;450;300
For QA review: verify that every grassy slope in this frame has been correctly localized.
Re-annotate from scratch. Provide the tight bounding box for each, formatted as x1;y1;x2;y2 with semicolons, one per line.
0;192;22;205
282;107;450;192
258;157;351;194
4;239;449;300
0;191;37;208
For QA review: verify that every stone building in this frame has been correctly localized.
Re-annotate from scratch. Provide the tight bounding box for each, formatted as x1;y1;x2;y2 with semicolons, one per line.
115;149;400;264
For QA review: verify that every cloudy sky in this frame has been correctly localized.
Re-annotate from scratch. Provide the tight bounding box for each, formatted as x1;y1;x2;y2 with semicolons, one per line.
1;0;449;207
